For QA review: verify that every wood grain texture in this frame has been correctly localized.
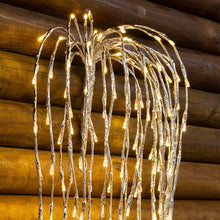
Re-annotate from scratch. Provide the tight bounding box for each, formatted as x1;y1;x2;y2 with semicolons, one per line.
1;4;220;93
0;99;220;163
0;195;220;220
1;0;220;55
1;51;220;129
0;147;220;199
93;74;220;129
149;0;220;23
0;51;83;108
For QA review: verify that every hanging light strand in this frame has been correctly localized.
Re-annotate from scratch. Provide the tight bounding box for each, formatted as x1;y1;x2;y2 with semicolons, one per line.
33;11;188;220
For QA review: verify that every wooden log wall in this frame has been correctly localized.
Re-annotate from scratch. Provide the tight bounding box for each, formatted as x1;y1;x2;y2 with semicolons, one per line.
0;1;220;219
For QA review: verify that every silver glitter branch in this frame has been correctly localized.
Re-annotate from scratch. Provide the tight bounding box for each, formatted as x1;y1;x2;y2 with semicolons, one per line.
33;11;189;220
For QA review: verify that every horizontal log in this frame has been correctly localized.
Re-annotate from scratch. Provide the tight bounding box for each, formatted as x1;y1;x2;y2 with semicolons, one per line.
1;51;220;129
149;0;220;23
1;5;220;93
1;195;220;220
1;147;220;199
0;99;220;163
93;73;220;129
0;51;83;108
1;1;220;55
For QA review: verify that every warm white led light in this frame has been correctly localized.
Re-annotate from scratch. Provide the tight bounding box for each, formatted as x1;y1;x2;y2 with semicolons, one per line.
33;11;188;220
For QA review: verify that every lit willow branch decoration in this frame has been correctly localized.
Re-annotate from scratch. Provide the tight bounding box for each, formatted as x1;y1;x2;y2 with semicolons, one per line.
33;11;189;220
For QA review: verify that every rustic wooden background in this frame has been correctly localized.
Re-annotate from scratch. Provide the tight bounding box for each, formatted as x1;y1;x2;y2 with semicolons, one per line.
0;0;220;219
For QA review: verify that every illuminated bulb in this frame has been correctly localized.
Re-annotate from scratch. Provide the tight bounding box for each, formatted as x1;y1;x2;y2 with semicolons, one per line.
32;75;36;85
119;214;122;220
101;206;105;218
160;137;163;147
166;137;170;147
66;59;71;69
94;133;98;143
88;57;92;66
157;62;162;71
79;156;83;171
62;181;66;192
151;121;154;129
84;13;88;20
177;103;180;110
157;163;161;172
167;169;172;177
34;123;38;134
38;34;45;42
123;37;132;42
113;92;117;100
70;123;74;135
104;65;107;74
50;164;54;175
126;207;130;217
119;26;126;33
185;79;190;87
168;78;173;84
147;114;150;122
84;86;87;95
182;122;186;132
138;185;142;193
107;182;111;193
120;168;124;179
115;52;122;57
169;39;175;46
102;111;105;119
168;108;172;117
144;66;148;75
122;120;127;129
57;132;62;145
157;91;162;100
58;36;65;41
69;107;73;118
46;112;49;125
158;207;162;216
134;187;138;198
158;182;161;192
87;41;91;47
134;101;138;110
79;212;83;220
97;33;103;41
39;168;43;181
132;142;137;151
72;206;76;218
141;100;144;108
167;213;172;220
155;36;161;42
94;29;97;34
126;57;131;62
152;164;156;175
49;69;53;79
78;156;87;171
153;212;157;220
70;174;73;184
148;150;153;160
103;154;108;167
177;75;181;82
88;10;91;18
64;89;67;99
70;13;75;19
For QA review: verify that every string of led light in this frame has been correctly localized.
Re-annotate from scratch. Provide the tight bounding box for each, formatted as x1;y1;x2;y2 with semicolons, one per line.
33;10;189;220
